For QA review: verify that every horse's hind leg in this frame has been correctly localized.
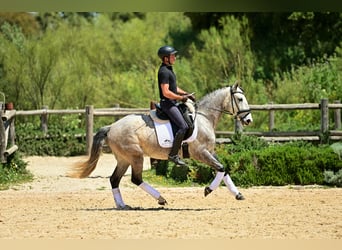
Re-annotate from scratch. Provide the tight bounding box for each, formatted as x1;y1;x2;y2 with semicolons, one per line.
130;155;167;206
110;160;130;209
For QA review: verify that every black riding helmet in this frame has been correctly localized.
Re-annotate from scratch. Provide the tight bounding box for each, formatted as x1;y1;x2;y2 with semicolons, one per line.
158;45;178;59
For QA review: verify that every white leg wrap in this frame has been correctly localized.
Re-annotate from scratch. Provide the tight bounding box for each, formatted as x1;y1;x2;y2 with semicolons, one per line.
112;188;126;208
223;173;239;196
139;182;160;200
208;171;225;191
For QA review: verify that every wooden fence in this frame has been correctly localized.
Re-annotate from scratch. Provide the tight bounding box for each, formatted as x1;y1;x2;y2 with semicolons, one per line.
217;99;342;144
0;105;17;163
1;98;341;158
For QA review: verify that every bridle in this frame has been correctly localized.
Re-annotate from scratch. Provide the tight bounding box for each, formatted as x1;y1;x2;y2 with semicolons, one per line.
199;86;251;122
229;87;251;122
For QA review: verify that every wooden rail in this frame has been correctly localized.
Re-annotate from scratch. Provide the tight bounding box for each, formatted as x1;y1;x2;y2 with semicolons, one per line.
4;99;342;155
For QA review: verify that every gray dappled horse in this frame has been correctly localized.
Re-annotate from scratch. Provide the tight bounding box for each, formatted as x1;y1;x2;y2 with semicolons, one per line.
68;83;253;209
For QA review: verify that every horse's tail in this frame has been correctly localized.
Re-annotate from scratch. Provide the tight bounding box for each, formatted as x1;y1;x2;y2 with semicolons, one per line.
67;126;111;178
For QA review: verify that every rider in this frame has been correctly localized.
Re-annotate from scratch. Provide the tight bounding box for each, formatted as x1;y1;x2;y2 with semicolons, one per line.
157;45;195;166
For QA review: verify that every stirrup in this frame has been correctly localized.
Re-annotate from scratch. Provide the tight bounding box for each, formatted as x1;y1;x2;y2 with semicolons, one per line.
168;154;186;166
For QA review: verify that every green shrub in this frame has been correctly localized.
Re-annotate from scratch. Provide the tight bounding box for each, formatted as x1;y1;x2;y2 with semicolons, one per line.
152;158;214;184
16;117;86;156
188;160;214;184
169;164;189;182
0;152;33;190
151;138;342;187
219;141;342;187
324;169;342;187
153;159;169;176
330;142;342;159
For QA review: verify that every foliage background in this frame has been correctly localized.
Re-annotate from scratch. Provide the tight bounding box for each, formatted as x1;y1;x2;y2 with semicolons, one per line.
1;12;342;132
1;12;342;188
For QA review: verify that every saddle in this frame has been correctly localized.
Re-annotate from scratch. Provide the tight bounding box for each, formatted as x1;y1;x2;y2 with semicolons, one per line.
149;101;197;148
150;101;195;138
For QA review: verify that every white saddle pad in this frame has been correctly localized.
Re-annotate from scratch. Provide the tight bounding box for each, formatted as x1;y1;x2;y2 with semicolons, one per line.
152;115;198;148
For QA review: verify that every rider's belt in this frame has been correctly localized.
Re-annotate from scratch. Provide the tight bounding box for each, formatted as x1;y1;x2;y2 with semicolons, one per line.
160;99;176;104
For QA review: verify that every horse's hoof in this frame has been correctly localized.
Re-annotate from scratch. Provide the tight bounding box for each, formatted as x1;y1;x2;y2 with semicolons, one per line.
158;196;168;206
235;192;245;200
116;205;133;210
204;186;212;197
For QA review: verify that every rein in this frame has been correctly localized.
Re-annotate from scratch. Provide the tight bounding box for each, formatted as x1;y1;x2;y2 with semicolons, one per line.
198;86;251;121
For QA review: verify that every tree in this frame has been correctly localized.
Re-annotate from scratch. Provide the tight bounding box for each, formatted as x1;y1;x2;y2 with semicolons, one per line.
0;12;40;36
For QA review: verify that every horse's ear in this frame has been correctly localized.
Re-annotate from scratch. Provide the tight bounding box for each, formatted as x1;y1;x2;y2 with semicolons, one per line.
232;80;240;90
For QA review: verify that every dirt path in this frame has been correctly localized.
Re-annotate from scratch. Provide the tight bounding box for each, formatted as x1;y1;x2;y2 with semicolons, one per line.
0;155;341;239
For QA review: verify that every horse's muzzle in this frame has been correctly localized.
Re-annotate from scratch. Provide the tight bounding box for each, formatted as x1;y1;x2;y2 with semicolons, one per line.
239;112;253;126
242;118;252;126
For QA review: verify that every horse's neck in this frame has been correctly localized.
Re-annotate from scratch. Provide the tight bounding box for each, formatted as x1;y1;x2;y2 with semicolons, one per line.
197;87;231;129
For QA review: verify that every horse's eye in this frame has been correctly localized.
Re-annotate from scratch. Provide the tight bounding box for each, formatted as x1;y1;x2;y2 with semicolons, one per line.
238;98;243;102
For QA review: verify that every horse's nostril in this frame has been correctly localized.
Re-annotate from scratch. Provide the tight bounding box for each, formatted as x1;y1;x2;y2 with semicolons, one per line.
243;119;252;125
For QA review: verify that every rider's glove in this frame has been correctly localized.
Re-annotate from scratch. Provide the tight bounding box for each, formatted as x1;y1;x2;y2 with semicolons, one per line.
181;96;188;102
188;94;196;102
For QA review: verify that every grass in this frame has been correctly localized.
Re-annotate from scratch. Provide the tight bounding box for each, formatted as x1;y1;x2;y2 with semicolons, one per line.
0;167;33;190
0;153;34;190
142;168;203;188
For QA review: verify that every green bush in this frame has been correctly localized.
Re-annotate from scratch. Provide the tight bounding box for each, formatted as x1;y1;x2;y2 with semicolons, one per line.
324;169;342;187
330;142;342;159
0;152;33;190
154;159;169;176
189;160;214;184
151;137;342;187
152;158;214;184
16;116;86;156
220;141;342;187
169;164;189;182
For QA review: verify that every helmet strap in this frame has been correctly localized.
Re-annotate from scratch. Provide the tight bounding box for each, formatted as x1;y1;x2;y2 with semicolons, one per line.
162;56;171;66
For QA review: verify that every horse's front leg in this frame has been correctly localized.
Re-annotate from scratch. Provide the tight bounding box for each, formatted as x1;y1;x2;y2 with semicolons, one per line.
194;149;245;200
196;149;225;195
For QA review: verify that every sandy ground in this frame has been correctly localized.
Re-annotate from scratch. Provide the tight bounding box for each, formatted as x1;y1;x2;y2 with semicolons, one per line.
0;154;341;239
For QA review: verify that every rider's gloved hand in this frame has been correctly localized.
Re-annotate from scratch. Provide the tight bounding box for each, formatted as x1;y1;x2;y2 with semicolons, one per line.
188;94;196;102
182;92;196;102
181;96;188;102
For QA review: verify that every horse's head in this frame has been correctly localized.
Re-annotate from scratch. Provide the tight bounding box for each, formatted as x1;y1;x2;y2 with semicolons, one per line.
228;82;253;126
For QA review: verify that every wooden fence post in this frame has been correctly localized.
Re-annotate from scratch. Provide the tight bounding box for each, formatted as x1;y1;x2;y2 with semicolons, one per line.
320;98;329;143
269;102;274;131
334;100;341;130
41;105;48;134
234;119;243;134
9;116;15;146
85;105;94;155
0;105;5;163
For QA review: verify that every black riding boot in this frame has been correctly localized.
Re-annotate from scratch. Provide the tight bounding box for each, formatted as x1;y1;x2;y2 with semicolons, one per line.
168;132;186;166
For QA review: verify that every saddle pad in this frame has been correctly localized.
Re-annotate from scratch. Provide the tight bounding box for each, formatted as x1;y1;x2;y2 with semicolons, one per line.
154;119;198;148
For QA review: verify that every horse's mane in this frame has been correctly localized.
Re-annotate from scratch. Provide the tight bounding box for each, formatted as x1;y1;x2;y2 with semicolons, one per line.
198;86;230;108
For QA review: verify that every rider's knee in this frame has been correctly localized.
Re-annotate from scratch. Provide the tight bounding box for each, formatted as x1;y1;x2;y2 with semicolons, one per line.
177;126;188;135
